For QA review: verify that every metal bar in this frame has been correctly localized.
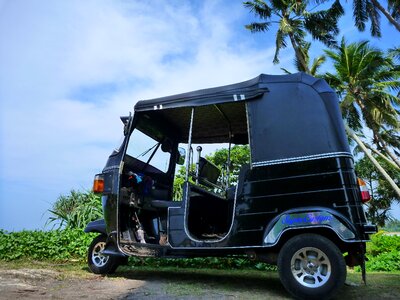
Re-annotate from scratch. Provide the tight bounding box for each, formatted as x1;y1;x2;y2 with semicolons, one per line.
185;107;195;182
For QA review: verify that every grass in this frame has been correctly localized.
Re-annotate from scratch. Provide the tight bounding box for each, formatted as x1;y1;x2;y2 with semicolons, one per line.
1;260;400;299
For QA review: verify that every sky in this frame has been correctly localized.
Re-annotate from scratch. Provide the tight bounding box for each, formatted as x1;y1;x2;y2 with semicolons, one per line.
0;0;399;231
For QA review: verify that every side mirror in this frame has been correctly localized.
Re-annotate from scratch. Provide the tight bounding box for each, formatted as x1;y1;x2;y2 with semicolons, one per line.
177;147;186;165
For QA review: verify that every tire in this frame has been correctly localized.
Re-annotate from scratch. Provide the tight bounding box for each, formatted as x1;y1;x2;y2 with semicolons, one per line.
87;234;120;274
277;233;346;300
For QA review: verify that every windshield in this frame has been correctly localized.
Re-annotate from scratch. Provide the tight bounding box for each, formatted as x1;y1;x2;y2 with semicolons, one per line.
126;129;171;173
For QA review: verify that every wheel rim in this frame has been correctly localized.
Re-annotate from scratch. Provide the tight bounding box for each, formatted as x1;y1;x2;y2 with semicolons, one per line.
290;247;331;288
91;241;109;268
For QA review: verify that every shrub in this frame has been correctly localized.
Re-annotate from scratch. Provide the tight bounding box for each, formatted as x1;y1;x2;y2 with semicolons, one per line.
367;231;400;256
365;251;400;271
1;229;399;272
47;190;103;230
364;232;400;272
0;229;95;261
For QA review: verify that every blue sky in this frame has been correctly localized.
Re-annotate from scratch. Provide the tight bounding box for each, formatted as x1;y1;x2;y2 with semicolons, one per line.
0;0;399;231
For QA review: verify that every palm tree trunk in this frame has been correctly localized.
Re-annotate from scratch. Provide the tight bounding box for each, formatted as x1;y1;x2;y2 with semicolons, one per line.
346;124;400;198
365;143;400;170
288;33;310;74
354;97;400;168
371;0;400;32
379;138;400;168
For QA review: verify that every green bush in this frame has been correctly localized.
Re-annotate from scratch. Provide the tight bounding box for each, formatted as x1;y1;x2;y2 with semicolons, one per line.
367;231;400;256
1;229;399;272
364;232;400;272
365;251;400;271
0;229;276;270
47;190;102;230
0;229;95;261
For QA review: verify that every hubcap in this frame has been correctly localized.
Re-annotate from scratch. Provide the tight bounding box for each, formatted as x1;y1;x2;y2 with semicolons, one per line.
290;247;331;288
92;241;109;268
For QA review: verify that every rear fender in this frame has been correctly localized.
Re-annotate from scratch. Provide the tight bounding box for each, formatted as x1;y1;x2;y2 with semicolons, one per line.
85;220;125;257
263;208;357;246
84;219;107;235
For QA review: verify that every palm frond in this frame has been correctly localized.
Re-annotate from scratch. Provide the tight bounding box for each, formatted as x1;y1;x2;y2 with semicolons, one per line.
310;55;326;76
244;0;272;19
366;0;381;37
273;28;287;64
388;0;400;21
304;0;344;47
353;0;368;31
245;22;271;32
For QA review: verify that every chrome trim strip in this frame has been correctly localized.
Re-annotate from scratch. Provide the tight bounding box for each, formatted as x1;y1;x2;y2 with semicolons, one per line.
252;152;352;167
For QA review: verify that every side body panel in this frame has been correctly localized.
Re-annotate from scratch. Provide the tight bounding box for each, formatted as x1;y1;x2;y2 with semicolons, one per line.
233;156;367;246
168;156;367;248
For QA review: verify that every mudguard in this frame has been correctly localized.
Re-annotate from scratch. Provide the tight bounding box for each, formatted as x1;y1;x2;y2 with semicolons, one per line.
263;210;357;246
84;219;107;235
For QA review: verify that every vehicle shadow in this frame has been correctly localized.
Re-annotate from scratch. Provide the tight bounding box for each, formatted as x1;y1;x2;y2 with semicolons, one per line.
108;268;290;299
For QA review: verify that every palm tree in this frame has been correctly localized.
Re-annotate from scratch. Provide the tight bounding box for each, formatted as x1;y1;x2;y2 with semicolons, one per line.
281;42;326;76
244;0;344;73
353;0;400;35
324;39;400;169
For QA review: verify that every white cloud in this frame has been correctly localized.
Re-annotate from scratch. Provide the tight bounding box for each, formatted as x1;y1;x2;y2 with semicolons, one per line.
0;0;280;230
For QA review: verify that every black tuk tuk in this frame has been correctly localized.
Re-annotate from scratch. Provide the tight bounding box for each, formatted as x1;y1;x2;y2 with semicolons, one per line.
85;73;376;299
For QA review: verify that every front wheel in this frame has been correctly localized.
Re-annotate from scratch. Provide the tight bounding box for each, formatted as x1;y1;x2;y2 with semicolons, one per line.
87;234;120;274
277;233;346;300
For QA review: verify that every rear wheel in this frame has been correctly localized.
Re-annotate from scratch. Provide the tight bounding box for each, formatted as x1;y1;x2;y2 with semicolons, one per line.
277;234;346;300
87;234;120;274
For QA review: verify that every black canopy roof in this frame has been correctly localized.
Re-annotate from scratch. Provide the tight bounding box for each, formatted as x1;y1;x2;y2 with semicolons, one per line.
133;73;351;165
135;75;269;112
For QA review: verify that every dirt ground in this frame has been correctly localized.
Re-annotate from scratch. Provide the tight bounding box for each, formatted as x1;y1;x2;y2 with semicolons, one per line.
0;268;145;299
1;264;400;299
0;265;290;300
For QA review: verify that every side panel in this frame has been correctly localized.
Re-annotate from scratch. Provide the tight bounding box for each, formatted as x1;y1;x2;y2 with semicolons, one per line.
230;156;367;246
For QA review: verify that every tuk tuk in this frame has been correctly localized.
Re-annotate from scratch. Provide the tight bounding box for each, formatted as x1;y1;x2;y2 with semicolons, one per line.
85;72;376;299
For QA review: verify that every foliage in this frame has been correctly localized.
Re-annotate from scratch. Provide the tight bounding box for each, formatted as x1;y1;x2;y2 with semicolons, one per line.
0;228;276;270
172;165;194;201
352;0;400;36
47;190;103;230
355;155;400;226
1;229;400;272
363;231;400;271
324;38;400;135
244;0;343;72
0;229;95;261
172;145;250;199
281;42;326;76
206;145;250;185
368;231;400;255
